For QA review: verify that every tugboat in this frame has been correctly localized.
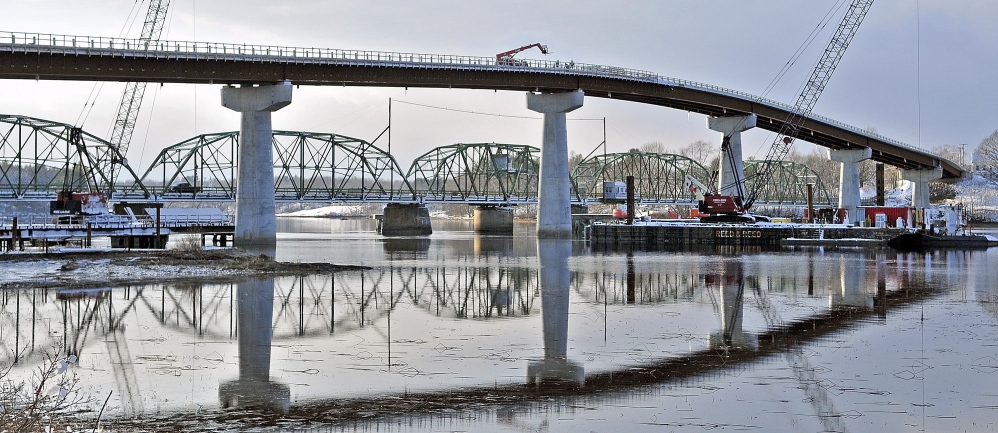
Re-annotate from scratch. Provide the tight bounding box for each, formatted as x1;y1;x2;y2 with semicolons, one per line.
887;205;998;250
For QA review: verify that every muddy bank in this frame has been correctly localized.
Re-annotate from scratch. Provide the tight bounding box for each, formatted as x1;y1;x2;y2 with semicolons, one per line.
0;248;369;290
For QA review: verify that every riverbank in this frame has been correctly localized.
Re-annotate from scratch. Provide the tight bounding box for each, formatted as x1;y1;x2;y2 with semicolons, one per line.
0;248;368;291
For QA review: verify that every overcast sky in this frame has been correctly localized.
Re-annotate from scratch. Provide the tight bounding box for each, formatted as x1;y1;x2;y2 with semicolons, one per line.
2;0;996;172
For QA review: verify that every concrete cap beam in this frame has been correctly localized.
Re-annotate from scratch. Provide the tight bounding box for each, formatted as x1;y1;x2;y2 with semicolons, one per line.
828;147;873;163
222;81;293;113
527;89;584;113
708;114;757;135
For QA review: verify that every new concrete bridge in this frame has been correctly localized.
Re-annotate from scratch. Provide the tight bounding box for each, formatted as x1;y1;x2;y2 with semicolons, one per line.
0;31;963;242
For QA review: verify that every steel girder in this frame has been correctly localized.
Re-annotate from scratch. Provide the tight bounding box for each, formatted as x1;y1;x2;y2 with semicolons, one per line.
744;160;834;206
0;114;147;200
128;130;413;201
406;143;541;204
571;151;711;204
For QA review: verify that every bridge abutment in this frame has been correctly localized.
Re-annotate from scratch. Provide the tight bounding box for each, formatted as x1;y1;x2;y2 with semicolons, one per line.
707;115;756;197
221;82;292;246
527;90;584;239
902;168;943;210
474;206;514;234
381;203;432;236
828;147;872;225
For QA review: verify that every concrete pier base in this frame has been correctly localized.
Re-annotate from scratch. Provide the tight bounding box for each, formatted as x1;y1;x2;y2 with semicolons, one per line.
828;147;872;225
528;90;584;238
902;168;943;209
221;82;292;247
708;115;756;197
473;206;514;234
381;203;432;236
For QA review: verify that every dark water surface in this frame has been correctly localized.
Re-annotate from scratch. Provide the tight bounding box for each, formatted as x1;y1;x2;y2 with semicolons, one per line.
2;218;997;432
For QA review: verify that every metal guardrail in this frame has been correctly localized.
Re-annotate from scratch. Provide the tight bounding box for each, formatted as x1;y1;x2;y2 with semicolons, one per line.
0;30;941;161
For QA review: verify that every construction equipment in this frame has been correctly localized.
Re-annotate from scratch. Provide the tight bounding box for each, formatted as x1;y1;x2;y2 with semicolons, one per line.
496;43;550;66
742;0;875;211
686;174;759;222
696;0;874;219
104;0;171;188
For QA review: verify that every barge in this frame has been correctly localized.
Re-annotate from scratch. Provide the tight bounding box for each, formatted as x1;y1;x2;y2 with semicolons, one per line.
588;220;907;249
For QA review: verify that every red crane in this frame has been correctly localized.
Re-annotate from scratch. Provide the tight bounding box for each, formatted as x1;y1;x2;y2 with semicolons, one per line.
496;43;550;66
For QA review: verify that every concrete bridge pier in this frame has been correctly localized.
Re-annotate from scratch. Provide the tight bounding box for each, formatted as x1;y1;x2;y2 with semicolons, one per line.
708;114;756;197
828;147;872;225
473;206;514;234
380;203;432;236
221;82;292;246
527;239;584;386
527;90;584;238
902;168;943;210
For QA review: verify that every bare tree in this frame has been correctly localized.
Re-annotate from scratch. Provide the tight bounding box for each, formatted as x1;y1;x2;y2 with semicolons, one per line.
974;130;998;182
639;141;666;154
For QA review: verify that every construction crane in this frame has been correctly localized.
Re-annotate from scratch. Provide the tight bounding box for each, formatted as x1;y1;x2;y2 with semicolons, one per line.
694;0;874;220
496;43;550;66
105;0;171;189
741;0;876;211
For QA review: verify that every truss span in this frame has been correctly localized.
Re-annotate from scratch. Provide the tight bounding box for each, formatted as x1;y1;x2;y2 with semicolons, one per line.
126;130;413;202
572;151;711;204
744;160;835;206
0;114;146;200
406;143;541;204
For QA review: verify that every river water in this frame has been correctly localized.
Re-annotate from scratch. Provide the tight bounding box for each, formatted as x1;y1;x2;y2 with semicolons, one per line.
2;218;997;432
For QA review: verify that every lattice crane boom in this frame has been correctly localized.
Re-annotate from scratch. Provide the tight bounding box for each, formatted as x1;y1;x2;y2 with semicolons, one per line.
106;0;171;187
744;0;875;210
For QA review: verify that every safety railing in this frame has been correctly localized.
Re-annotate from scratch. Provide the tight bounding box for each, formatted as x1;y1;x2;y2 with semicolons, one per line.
0;30;941;162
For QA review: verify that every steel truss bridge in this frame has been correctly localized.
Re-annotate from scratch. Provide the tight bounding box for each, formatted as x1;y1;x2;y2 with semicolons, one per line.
1;115;834;207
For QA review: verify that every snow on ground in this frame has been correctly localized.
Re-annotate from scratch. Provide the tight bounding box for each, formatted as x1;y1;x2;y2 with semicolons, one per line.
277;204;369;217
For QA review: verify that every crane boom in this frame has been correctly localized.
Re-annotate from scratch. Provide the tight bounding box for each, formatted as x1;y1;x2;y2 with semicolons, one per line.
106;0;171;188
496;43;550;66
744;0;875;210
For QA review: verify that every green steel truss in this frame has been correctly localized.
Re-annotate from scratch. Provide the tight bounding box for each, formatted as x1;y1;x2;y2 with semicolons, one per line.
406;143;541;204
571;151;711;204
0;114;147;200
127;130;413;201
744;160;834;206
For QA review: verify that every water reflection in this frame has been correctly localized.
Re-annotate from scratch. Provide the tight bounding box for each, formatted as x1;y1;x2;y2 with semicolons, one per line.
2;240;997;431
219;279;289;413
527;239;584;386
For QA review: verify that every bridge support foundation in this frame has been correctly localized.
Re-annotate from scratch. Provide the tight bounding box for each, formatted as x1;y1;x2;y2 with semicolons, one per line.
221;82;292;246
708;114;756;197
527;90;584;239
474;206;514;234
902;168;943;210
381;203;432;236
828;147;872;225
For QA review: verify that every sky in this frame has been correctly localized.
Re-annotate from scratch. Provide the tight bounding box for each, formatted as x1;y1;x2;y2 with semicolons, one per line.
2;0;997;176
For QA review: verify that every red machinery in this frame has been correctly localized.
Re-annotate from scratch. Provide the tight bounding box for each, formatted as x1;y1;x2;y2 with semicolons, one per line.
496;43;550;66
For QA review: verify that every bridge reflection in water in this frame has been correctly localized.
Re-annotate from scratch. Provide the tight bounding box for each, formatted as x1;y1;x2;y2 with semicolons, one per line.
0;245;994;430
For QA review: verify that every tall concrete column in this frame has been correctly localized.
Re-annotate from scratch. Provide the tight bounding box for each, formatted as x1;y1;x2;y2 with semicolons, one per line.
828;147;872;225
527;90;584;238
707;114;756;197
221;82;293;246
902;168;943;209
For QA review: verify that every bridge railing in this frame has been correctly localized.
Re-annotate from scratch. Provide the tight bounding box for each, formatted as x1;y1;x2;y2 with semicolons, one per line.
0;30;940;162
